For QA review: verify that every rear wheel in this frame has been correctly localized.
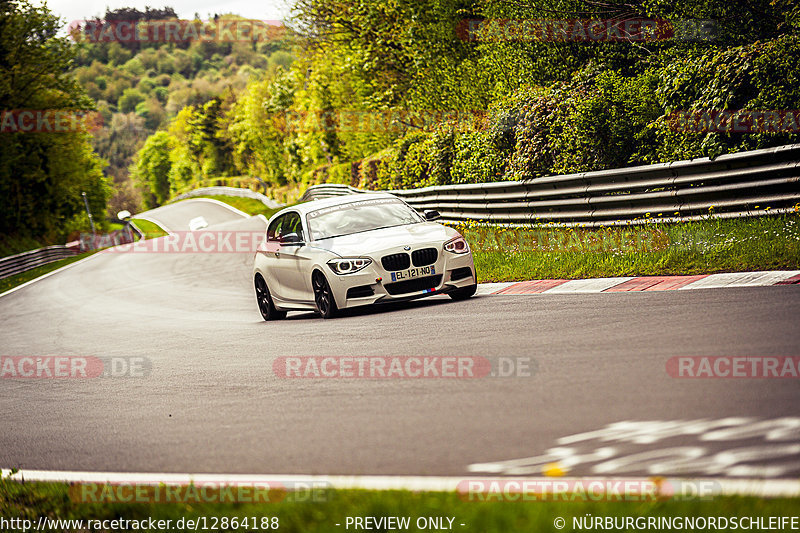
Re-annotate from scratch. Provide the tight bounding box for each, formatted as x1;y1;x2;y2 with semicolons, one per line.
312;271;338;319
255;275;286;321
449;284;477;301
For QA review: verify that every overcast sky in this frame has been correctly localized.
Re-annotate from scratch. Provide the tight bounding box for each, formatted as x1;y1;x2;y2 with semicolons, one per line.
37;0;292;27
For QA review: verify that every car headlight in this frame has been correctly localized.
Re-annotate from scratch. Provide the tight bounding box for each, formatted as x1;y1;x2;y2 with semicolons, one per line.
327;258;372;275
444;236;470;254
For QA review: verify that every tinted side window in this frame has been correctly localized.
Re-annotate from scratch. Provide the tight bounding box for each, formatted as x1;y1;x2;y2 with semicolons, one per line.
283;212;304;240
266;215;285;242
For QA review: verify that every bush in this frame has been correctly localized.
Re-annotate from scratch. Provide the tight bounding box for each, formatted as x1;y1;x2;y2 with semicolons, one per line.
118;88;146;113
451;131;506;184
107;42;132;65
121;57;145;77
375;132;430;190
647;34;800;162
152;86;169;104
137;78;155;93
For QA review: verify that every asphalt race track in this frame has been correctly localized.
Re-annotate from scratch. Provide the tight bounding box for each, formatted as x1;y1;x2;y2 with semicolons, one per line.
1;200;799;478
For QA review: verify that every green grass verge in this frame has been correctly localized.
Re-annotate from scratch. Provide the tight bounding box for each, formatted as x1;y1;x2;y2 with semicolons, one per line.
1;479;798;532
137;199;800;282
190;195;284;219
456;213;800;282
0;251;97;295
131;219;169;239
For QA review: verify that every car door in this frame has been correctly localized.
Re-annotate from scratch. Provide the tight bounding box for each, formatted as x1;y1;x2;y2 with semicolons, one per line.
260;214;288;301
273;212;315;303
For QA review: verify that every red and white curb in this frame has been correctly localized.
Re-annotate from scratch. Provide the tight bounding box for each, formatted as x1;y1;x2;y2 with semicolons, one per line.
2;469;800;498
477;270;800;295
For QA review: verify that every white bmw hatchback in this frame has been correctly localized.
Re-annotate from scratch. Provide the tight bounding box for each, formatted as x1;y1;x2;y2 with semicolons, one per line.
253;193;476;319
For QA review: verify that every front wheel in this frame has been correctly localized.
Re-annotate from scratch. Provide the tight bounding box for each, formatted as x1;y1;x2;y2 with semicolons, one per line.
255;275;286;321
312;271;338;319
449;284;477;301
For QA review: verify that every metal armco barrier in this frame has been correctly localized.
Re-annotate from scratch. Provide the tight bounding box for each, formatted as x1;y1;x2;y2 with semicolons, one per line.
0;227;138;281
174;186;284;209
300;184;365;201
0;245;77;280
300;144;800;226
79;227;136;252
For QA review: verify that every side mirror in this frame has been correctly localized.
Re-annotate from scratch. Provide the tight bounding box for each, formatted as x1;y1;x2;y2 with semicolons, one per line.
424;210;441;221
279;233;304;246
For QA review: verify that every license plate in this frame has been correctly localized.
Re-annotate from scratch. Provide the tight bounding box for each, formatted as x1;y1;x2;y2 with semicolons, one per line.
390;265;435;282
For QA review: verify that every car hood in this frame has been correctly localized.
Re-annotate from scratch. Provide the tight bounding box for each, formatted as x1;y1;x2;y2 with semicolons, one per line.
310;222;459;257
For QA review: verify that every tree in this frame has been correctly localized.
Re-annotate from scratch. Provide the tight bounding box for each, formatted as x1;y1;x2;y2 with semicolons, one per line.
0;0;109;246
132;131;172;207
118;88;145;112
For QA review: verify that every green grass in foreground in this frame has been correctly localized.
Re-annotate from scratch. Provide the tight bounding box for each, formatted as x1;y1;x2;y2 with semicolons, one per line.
455;213;800;282
131;219;169;239
1;480;799;532
192;194;284;219
0;251;97;295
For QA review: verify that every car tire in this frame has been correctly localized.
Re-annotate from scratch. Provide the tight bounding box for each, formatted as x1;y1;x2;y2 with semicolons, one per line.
255;274;286;321
449;283;477;301
312;271;338;319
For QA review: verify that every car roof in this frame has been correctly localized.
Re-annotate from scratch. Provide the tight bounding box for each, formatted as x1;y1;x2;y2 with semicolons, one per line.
282;192;401;216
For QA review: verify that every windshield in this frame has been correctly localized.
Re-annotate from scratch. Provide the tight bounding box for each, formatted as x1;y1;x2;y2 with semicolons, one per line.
306;197;423;240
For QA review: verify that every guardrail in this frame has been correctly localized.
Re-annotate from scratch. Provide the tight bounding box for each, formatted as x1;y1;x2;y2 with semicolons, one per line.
300;184;366;201
0;224;140;281
300;144;800;226
173;186;284;209
0;245;77;280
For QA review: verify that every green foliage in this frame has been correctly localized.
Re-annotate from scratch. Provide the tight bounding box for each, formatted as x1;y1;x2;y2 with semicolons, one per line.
0;0;109;244
135;98;166;130
118;88;145;112
645;34;800;162
375;132;430;190
451;131;506;184
132;131;172;207
529;68;661;176
119;0;800;203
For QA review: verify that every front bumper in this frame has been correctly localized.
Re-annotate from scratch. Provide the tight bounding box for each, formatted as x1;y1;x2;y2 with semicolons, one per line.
326;249;476;309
